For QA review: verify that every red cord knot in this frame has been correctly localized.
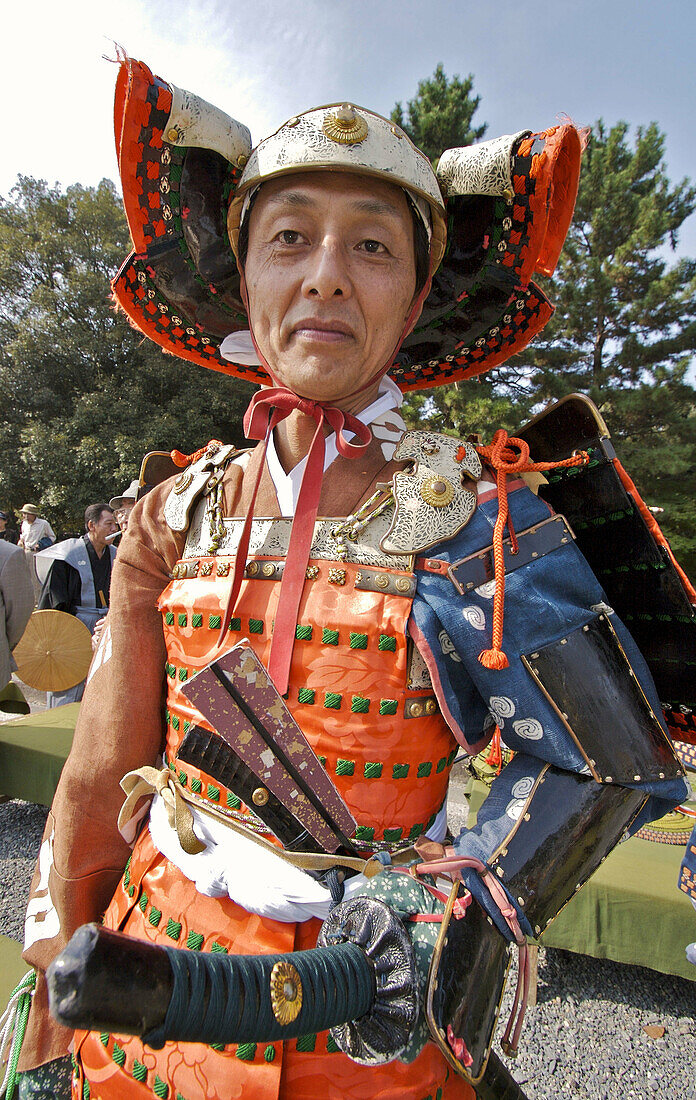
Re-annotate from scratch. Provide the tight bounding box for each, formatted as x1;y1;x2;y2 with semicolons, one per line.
170;440;223;468
452;893;473;920
471;429;589;671
447;1026;474;1068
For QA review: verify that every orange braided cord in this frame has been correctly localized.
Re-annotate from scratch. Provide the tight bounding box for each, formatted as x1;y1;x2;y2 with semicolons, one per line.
483;725;503;770
457;431;589;670
170;440;224;468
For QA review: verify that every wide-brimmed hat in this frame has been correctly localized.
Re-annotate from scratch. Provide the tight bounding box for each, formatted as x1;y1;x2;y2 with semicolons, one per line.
20;504;39;516
109;480;140;511
112;57;581;393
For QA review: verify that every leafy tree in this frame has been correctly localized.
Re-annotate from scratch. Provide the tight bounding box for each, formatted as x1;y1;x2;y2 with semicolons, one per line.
0;176;254;533
391;63;486;164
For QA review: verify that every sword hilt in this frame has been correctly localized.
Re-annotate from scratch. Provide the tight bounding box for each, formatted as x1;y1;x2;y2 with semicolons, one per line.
47;923;374;1048
47;907;528;1099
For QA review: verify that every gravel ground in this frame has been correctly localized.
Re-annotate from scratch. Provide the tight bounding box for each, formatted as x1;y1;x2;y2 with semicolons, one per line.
1;712;694;1098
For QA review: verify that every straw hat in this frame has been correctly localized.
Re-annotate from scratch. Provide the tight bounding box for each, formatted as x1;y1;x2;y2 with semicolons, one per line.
13;611;93;691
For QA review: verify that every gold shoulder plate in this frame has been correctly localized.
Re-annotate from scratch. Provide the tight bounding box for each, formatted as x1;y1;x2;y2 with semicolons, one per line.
163;443;238;533
381;431;482;555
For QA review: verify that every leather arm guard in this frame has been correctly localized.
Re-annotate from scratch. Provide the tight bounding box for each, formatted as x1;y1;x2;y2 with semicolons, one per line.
429;610;685;1084
409;417;688;1083
428;765;647;1084
518;393;696;744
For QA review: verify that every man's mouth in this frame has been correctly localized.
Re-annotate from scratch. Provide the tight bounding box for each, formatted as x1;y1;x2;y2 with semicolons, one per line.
291;319;354;342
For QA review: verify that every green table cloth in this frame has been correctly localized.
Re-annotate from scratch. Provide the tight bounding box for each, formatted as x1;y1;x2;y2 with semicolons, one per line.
467;780;696;983
0;704;78;806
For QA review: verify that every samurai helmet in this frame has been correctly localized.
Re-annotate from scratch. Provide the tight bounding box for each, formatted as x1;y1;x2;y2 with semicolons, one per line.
226;102;447;274
112;57;582;392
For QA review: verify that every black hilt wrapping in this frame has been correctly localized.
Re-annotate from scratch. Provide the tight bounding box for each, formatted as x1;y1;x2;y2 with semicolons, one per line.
47;923;374;1049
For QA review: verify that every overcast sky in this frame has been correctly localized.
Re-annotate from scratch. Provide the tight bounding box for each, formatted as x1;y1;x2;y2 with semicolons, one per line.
2;0;694;254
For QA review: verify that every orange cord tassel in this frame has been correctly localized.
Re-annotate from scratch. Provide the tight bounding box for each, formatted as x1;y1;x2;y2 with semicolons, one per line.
170;440;224;468
484;726;503;769
458;430;589;670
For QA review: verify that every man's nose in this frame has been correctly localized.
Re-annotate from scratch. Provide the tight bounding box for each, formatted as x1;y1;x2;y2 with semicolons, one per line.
302;239;352;299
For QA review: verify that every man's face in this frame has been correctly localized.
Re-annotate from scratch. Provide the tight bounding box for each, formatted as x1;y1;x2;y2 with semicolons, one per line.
88;509;118;548
0;517;6;532
115;501;135;533
21;512;35;524
243;172;419;407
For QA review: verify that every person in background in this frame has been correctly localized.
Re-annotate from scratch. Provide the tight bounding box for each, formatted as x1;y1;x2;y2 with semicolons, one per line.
91;482;141;651
37;503;118;707
18;505;55;552
0;539;34;701
0;510;19;544
109;480;139;540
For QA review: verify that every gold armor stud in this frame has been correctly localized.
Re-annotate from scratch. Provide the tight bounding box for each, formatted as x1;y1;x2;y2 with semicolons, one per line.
166;127;180;143
262;562;276;578
199;561;213;576
305;565;320;579
216;562;230;577
420;476;455;508
246;561;259;577
395;577;412;593
322;104;369;145
237;153;248;168
252;787;270;806
328;568;346;585
375;574;389;589
270;960;303;1026
173;471;194;495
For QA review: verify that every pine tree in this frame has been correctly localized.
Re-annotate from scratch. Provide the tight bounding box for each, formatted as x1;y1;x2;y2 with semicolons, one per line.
507;120;696;572
398;108;696;572
391;63;486;164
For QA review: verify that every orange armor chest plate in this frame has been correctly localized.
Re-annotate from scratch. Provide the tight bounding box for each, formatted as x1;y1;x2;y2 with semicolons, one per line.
159;546;457;849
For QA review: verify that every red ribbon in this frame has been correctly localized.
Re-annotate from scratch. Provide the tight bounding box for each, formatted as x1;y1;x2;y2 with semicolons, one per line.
217;387;371;694
216;266;434;694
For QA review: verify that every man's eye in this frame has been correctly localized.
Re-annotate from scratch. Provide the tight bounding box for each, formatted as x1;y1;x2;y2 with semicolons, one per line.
277;230;301;245
359;239;386;254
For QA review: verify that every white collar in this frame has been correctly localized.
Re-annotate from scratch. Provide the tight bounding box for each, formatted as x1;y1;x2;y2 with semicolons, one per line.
265;378;405;516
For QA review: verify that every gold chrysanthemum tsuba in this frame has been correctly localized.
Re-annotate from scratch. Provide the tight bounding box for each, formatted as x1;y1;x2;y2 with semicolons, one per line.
270;960;303;1025
420;475;455;508
322;105;368;145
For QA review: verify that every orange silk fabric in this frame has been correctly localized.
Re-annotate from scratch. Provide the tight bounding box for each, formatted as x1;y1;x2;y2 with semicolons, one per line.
77;548;472;1097
160;557;457;843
